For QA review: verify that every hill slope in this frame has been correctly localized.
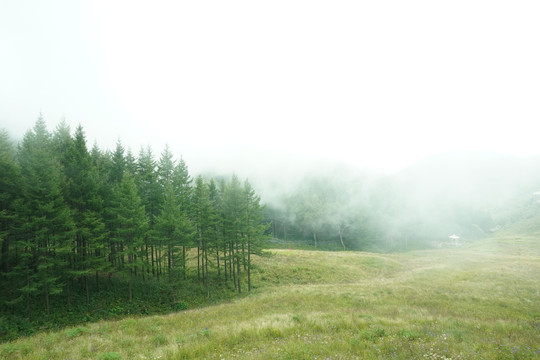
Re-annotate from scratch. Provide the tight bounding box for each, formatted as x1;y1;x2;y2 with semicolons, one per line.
1;232;539;359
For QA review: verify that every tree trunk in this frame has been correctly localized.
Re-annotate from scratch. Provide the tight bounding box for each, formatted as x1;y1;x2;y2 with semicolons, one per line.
182;246;186;280
231;243;236;290
242;242;246;271
223;244;228;281
338;226;346;250
205;245;209;297
247;241;251;292
145;244;150;275
237;255;241;293
44;285;50;316
168;243;172;281
158;247;162;278
85;275;90;304
151;244;155;277
66;280;71;308
236;242;241;293
197;245;200;280
168;243;172;283
216;246;221;278
25;271;30;319
313;231;317;248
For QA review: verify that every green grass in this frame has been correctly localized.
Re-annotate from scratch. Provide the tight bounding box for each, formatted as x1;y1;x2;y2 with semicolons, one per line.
1;231;539;359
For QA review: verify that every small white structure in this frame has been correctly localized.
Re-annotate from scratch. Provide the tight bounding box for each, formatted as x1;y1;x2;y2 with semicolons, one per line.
449;234;460;246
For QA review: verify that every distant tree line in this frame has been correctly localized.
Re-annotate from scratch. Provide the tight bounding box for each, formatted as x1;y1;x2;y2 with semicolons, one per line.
263;166;506;252
0;116;268;318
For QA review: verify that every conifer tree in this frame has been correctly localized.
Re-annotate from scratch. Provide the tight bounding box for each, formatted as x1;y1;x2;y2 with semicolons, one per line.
17;117;74;315
125;149;137;177
157;145;175;189
110;173;148;301
222;175;244;292
208;179;224;279
0;130;21;304
61;126;106;303
154;182;193;282
103;141;127;272
173;157;192;210
172;157;193;278
136;146;160;279
192;176;218;295
109;140;126;184
242;179;269;291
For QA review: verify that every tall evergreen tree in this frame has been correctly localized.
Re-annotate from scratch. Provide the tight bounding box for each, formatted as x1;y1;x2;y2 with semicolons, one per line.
17;117;74;315
109;140;126;184
172;157;192;278
136;146;161;279
110;173;148;301
154;182;193;283
125;149;137;177
192;176;218;295
222;175;244;292
208;179;225;280
242;179;269;291
157;145;175;190
0;130;21;303
61;126;106;304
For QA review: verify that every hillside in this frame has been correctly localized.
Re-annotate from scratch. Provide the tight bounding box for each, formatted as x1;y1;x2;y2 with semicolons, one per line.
1;228;538;359
261;151;540;251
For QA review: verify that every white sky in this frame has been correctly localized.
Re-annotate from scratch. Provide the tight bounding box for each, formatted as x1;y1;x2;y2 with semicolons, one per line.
1;0;539;175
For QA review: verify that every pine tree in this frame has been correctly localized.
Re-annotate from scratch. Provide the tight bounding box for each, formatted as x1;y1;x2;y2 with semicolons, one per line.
157;145;175;190
192;176;218;295
110;173;148;301
0;130;22;306
103;142;127;274
109;140;126;184
208;179;225;280
242;179;269;291
173;157;192;210
60;126;106;304
17;116;74;315
136;146;160;280
153;182;193;283
125;149;137;177
172;157;193;279
222;175;244;293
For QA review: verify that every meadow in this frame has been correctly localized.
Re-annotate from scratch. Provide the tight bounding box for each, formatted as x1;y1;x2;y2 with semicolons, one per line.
1;230;539;359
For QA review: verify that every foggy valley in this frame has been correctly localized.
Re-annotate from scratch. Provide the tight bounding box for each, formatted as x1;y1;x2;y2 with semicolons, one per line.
1;1;539;359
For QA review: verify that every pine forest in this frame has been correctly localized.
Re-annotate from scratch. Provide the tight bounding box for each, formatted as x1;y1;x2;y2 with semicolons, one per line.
0;117;269;340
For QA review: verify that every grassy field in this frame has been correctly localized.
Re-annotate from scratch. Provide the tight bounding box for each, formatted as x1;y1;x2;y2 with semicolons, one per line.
1;230;539;359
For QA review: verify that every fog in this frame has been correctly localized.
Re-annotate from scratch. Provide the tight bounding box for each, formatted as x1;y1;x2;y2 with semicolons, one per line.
261;151;540;251
2;1;540;250
2;1;539;171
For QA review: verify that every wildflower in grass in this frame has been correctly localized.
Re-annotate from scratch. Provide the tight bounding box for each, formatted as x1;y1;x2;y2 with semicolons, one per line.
201;327;211;337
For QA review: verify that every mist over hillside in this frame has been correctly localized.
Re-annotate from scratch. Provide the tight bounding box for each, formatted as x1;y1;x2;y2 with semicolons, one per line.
260;151;540;251
396;151;540;206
